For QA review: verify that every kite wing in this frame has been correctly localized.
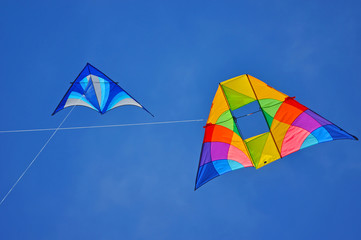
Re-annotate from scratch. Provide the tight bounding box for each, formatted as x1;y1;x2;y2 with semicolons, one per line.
52;63;153;116
195;74;357;189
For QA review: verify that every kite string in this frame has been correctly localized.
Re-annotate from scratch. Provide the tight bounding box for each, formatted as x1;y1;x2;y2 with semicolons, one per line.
0;105;77;206
0;119;205;134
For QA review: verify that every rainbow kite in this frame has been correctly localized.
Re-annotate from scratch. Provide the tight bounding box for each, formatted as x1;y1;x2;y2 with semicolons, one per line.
195;74;357;189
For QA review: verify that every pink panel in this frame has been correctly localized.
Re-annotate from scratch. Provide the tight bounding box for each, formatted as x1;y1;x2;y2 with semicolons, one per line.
227;144;253;167
281;125;310;157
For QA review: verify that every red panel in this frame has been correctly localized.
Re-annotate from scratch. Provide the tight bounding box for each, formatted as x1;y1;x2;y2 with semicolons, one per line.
274;101;305;125
284;97;308;111
203;124;215;143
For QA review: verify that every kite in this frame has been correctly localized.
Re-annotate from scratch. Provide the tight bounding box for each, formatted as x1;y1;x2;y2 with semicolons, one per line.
53;63;153;116
195;74;357;189
0;63;154;207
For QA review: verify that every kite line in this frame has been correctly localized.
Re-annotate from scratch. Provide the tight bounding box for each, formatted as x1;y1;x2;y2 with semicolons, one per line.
0;119;205;134
0;105;77;206
0;117;204;206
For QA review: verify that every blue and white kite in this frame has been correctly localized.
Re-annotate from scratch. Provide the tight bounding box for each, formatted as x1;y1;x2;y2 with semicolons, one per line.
53;63;153;116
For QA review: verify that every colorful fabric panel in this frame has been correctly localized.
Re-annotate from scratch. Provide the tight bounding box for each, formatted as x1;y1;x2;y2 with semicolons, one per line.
195;75;357;189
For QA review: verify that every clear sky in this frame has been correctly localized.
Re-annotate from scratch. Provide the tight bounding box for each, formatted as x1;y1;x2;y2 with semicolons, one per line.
0;0;360;239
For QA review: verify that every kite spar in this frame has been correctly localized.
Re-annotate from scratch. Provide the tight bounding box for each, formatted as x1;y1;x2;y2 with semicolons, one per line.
195;74;358;189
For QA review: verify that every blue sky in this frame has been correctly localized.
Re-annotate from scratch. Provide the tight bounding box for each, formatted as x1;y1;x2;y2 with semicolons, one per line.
0;0;360;239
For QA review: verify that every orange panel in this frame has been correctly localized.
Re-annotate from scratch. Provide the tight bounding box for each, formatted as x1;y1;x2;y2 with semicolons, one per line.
248;75;288;101
211;125;234;144
274;102;304;125
271;118;291;151
207;86;229;124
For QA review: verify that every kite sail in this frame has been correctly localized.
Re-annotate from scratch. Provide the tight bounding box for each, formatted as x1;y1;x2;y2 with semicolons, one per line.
195;74;357;189
53;63;153;116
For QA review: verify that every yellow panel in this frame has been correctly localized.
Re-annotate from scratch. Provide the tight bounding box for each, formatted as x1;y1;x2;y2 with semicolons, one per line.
207;86;230;124
231;132;252;161
245;132;266;142
245;132;269;167
248;75;288;101
270;118;291;151
221;75;256;99
255;133;281;169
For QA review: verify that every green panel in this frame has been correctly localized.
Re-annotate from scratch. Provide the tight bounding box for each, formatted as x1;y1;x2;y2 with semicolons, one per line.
263;110;274;127
233;124;241;137
222;85;255;111
259;99;282;118
245;132;269;168
216;110;235;132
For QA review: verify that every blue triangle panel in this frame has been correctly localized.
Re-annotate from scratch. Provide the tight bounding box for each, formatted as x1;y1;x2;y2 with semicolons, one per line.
53;63;152;116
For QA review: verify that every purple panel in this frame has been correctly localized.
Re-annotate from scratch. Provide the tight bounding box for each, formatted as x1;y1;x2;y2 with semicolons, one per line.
199;142;212;167
211;142;230;161
292;111;322;132
305;110;331;126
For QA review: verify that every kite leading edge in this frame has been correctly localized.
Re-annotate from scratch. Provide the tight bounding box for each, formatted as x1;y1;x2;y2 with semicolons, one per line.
52;63;153;116
195;74;358;190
